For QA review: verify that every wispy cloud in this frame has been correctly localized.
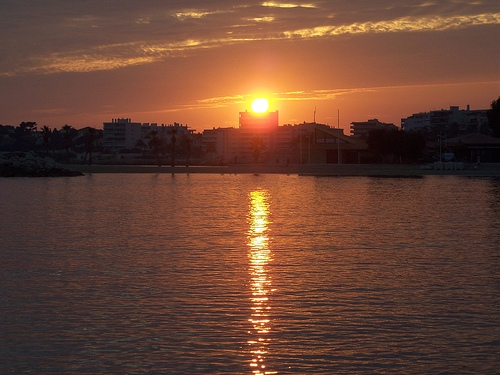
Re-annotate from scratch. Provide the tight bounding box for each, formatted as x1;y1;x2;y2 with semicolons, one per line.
195;88;374;110
262;2;316;8
250;16;275;22
194;81;500;110
198;94;247;107
283;12;500;38
1;39;214;76
174;10;221;20
418;2;438;8
1;7;498;76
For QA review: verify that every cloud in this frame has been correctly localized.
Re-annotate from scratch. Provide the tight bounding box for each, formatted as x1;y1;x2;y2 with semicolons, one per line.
198;94;247;107
1;1;498;76
194;88;375;110
194;81;500;111
1;39;214;76
261;2;316;8
283;12;500;38
173;10;225;20
250;16;275;22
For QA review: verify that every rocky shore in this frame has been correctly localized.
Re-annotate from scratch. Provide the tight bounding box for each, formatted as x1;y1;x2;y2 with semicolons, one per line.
0;152;84;177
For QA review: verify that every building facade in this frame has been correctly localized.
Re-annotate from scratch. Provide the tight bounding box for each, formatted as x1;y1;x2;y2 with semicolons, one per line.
103;118;142;151
237;110;279;163
201;111;281;164
401;105;488;135
350;119;397;140
201;127;237;164
201;120;369;165
103;119;193;153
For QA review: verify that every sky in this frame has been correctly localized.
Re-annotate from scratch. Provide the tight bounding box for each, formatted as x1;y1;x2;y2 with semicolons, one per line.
1;1;499;132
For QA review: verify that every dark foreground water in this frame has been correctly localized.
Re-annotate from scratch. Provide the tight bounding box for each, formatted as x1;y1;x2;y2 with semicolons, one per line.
1;174;499;374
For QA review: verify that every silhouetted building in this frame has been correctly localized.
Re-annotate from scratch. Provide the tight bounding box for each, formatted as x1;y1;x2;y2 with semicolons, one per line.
350;119;397;140
401;112;431;132
201;120;369;165
401;105;488;136
239;110;279;130
202;127;237;164
103;118;192;152
103;118;142;151
236;110;279;163
294;122;368;164
442;133;500;163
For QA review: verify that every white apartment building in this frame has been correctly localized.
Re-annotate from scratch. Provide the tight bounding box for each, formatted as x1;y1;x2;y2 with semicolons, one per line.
401;112;431;132
401;105;488;133
103;119;192;152
103;118;142;151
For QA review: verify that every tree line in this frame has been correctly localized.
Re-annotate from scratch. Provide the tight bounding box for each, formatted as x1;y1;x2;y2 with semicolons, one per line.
367;96;500;163
1;97;498;165
0;123;102;164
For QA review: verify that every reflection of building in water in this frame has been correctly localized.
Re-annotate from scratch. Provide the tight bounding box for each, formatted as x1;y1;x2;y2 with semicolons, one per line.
248;191;276;375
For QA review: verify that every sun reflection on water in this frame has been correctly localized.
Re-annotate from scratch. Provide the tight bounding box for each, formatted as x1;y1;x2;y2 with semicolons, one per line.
247;191;277;375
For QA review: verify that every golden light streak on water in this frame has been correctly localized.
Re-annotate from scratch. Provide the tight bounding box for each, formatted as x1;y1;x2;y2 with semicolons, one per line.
247;191;276;375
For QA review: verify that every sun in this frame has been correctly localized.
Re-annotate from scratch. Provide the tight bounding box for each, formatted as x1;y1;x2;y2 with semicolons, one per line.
251;98;269;113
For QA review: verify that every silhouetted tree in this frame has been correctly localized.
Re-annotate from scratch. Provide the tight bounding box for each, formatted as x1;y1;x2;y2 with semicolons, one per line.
135;138;147;151
179;134;192;167
20;121;37;133
14;122;37;151
403;131;426;161
41;126;51;155
205;142;216;163
487;96;500;138
368;128;390;162
147;130;168;167
62;124;74;162
82;127;95;165
50;129;63;152
368;128;425;163
251;136;265;163
169;127;177;167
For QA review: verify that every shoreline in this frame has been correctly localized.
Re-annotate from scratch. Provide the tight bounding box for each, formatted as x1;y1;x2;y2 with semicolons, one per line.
68;163;500;177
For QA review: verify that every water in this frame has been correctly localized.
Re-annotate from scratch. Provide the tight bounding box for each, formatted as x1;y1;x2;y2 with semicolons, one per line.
1;174;499;374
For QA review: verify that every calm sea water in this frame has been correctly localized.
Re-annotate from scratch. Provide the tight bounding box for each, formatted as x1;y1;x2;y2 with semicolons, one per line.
1;173;499;374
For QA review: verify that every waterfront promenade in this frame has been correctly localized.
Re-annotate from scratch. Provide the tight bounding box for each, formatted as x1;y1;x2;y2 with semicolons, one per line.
69;163;500;177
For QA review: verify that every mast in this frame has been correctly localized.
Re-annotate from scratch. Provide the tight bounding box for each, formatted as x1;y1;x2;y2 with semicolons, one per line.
337;109;340;164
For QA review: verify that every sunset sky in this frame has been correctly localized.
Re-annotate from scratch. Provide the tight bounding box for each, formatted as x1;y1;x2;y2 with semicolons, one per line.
1;1;499;132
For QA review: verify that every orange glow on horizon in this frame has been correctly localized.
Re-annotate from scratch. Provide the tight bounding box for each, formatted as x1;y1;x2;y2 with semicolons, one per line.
1;3;498;131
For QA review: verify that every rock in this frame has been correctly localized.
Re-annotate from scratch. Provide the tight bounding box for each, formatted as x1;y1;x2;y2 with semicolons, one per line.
0;152;84;177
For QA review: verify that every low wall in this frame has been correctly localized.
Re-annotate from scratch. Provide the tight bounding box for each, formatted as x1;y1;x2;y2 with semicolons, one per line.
68;163;500;177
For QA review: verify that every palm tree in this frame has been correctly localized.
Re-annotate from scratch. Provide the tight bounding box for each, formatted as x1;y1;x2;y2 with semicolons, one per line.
135;138;147;151
14;122;37;151
168;127;178;167
184;136;192;167
82;127;95;165
148;130;163;167
62;124;73;162
488;96;500;137
41;126;51;156
251;136;265;163
205;142;216;163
